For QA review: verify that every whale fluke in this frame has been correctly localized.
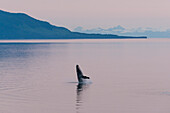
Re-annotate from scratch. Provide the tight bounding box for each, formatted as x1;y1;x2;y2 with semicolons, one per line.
76;65;90;83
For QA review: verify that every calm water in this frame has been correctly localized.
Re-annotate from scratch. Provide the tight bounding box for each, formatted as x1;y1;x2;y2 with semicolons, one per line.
0;39;170;113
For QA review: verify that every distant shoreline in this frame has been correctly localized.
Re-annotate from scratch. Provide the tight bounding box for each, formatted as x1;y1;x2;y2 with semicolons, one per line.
0;38;149;43
1;38;170;44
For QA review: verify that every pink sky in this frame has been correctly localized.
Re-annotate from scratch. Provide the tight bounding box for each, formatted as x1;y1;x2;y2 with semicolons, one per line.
1;0;170;30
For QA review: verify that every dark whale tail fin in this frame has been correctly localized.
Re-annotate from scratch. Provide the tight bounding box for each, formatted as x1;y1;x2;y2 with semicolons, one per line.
76;65;83;76
76;65;90;83
76;65;83;82
82;76;90;79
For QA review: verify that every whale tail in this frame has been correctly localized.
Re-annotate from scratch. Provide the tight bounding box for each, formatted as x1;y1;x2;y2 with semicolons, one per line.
76;65;90;83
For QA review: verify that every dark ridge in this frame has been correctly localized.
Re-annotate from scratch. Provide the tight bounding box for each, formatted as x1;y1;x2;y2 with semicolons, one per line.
0;10;147;39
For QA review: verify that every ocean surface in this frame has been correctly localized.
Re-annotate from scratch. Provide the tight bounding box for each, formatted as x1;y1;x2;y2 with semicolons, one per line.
0;38;170;113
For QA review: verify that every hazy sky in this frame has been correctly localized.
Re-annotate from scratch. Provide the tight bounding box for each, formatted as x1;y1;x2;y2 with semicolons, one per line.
1;0;170;30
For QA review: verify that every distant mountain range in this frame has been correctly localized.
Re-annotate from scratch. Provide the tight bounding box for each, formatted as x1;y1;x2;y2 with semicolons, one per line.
74;25;170;38
0;10;146;39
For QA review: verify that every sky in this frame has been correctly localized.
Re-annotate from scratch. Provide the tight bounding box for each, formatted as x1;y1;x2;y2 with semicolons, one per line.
1;0;170;30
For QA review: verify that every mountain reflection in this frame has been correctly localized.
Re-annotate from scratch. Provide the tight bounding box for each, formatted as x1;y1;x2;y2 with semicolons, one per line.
0;43;50;59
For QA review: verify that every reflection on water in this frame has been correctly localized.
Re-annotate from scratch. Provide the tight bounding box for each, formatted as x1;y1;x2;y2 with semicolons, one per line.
1;39;170;113
76;83;90;113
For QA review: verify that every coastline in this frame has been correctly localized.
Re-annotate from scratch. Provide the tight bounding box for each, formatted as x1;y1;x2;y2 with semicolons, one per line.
1;38;170;44
0;38;150;43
